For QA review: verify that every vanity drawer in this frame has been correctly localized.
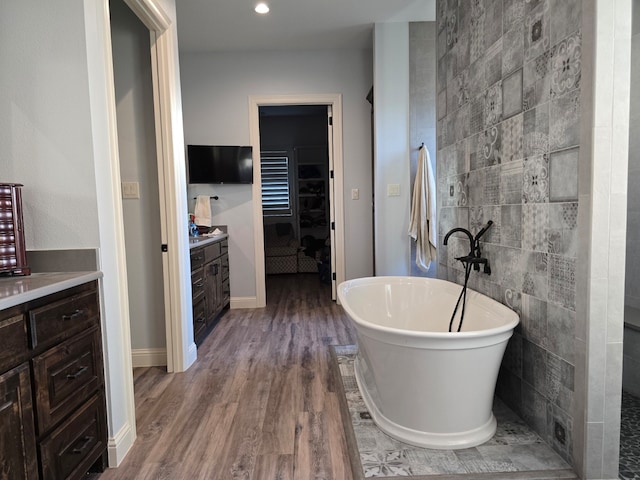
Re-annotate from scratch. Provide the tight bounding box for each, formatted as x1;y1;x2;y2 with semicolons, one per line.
191;268;205;302
29;288;99;350
190;249;205;270
32;327;103;434
193;297;207;339
221;254;229;281
0;362;38;480
0;312;28;373
39;392;106;480
204;242;221;263
222;278;230;305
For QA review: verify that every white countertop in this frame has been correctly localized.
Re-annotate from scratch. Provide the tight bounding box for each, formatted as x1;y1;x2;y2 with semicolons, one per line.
189;233;228;249
0;271;103;310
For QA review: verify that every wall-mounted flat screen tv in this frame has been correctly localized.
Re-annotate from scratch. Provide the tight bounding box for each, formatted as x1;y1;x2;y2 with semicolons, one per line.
187;145;253;184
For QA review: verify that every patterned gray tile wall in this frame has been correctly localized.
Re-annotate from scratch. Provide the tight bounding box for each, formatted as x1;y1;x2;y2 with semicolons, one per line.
436;0;581;466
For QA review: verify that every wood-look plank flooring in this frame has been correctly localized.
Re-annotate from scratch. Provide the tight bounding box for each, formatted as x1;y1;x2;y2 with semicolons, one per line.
99;274;356;480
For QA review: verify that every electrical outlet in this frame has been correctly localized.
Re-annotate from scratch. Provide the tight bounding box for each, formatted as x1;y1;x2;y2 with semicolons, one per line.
554;421;566;445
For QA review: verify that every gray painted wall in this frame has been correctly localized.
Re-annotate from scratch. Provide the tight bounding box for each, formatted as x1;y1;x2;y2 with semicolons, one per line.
180;49;374;295
436;0;581;464
0;0;100;248
110;0;166;352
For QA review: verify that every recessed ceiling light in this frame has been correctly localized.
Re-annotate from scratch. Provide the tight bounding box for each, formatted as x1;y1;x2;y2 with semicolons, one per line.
255;3;269;14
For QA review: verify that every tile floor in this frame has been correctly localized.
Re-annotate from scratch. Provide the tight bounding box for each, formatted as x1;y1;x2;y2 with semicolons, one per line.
334;345;574;478
619;391;640;480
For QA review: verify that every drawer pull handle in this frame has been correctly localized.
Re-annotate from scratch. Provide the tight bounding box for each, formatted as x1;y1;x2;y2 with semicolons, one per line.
62;309;85;321
195;281;204;288
72;436;94;454
195;315;206;324
192;255;203;261
67;366;89;380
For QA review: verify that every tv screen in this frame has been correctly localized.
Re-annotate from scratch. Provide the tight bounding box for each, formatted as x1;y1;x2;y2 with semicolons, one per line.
187;145;253;184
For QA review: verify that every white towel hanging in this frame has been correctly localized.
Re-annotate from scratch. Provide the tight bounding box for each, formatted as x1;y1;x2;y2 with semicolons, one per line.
194;195;212;227
408;145;437;271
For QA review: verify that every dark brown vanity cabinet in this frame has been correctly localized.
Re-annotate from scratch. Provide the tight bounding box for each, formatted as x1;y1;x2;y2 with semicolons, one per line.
190;237;230;346
190;248;206;341
0;280;107;480
0;363;38;479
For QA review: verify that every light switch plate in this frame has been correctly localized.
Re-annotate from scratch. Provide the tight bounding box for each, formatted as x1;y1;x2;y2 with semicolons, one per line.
122;181;140;199
351;188;360;200
387;183;400;196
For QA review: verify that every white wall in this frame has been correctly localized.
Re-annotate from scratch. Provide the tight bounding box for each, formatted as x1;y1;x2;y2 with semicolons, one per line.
0;0;100;248
111;0;166;352
180;49;374;298
373;22;412;275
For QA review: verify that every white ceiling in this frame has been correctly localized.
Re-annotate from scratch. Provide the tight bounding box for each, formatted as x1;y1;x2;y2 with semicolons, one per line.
176;0;436;53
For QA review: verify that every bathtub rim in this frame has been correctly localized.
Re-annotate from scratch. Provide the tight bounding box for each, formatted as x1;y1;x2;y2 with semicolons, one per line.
338;276;520;339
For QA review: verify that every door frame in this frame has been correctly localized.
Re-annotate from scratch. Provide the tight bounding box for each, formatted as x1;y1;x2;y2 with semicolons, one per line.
117;0;193;374
249;94;346;306
94;0;193;464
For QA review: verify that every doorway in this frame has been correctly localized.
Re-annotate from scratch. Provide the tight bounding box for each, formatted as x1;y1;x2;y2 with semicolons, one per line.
249;94;346;307
259;105;333;298
91;0;192;463
109;0;167;369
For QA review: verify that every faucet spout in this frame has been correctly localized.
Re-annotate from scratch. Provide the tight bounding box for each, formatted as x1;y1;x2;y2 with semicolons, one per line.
443;227;474;256
443;222;494;275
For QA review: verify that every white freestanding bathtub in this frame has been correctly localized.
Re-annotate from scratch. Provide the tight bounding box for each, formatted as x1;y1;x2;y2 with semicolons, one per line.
338;276;519;450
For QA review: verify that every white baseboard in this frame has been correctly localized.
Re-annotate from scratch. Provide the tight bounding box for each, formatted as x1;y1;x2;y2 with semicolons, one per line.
107;421;136;467
186;341;197;369
230;296;258;309
131;348;167;368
